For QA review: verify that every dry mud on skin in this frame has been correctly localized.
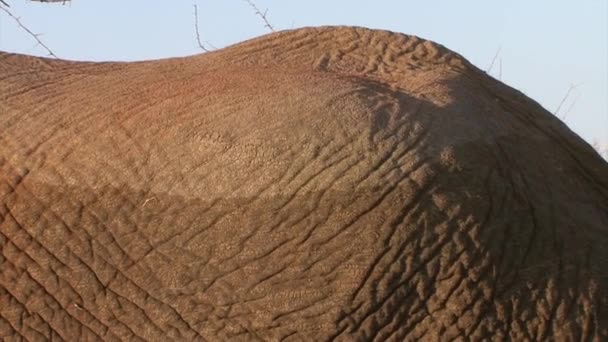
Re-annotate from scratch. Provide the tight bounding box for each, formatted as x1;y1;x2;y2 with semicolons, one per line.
1;26;607;341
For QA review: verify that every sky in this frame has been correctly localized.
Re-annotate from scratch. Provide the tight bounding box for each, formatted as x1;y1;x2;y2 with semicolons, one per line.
1;0;607;154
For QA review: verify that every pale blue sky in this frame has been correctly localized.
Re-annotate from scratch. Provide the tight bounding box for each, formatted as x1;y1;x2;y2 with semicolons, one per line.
1;0;606;150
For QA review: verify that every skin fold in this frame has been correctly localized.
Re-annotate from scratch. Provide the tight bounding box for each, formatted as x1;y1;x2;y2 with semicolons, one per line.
1;26;607;341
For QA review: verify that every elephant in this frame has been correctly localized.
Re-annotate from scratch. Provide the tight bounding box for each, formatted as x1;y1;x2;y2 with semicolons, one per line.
1;26;607;341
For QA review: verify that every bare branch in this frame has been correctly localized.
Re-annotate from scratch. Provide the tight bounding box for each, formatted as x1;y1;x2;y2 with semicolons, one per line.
0;5;58;58
1;0;71;6
486;47;501;74
29;0;70;3
243;0;275;32
193;4;211;52
498;57;502;80
554;83;579;119
561;93;579;120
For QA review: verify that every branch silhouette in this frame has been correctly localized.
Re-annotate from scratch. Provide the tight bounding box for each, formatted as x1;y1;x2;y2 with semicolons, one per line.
554;83;580;120
243;0;275;32
486;47;501;74
0;5;58;58
193;4;211;52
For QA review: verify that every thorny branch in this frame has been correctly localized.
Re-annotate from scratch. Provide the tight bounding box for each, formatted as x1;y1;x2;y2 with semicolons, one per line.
0;4;58;58
193;4;211;52
243;0;274;32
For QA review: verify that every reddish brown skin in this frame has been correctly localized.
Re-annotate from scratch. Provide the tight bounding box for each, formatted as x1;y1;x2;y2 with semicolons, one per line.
1;26;607;341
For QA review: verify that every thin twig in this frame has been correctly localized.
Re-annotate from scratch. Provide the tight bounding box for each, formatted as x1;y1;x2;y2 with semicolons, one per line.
0;5;58;58
29;0;70;3
554;83;579;119
0;0;9;7
243;0;274;32
498;57;502;80
561;93;579;120
486;47;501;73
193;4;210;52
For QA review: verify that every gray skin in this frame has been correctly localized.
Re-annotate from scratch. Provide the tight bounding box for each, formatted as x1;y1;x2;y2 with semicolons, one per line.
1;27;607;341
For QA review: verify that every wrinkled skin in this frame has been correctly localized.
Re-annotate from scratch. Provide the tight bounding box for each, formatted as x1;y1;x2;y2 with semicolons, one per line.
1;27;607;341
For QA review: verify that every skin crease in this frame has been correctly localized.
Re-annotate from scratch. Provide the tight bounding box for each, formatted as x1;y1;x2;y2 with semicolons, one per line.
0;26;607;341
